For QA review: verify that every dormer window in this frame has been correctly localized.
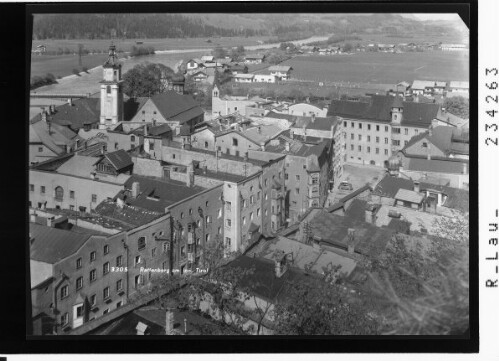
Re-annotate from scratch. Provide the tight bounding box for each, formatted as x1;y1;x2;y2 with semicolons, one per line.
422;142;428;148
106;86;111;94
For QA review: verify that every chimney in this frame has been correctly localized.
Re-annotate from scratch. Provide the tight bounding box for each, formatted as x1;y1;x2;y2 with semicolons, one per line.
136;322;147;336
46;216;55;228
347;228;355;254
41;111;47;123
152;119;157;127
462;162;468;174
364;204;376;225
186;162;194;187
51;104;56;114
67;98;72;106
274;257;287;278
203;165;208;174
428;125;433;137
90;172;96;180
285;141;290;152
427;144;432;160
132;181;140;198
289;129;294;139
144;125;148;137
414;181;420;193
165;308;175;335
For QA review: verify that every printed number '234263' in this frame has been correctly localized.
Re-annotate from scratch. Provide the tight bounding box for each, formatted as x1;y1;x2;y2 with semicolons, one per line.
485;68;498;146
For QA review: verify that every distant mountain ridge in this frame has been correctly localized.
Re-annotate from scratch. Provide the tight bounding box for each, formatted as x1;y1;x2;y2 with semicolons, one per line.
32;13;462;40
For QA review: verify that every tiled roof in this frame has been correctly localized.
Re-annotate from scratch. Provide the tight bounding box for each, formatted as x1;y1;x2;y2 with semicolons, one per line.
169;106;205;124
308;211;394;258
149;91;203;123
122;175;206;212
94;199;164;228
394;188;424;204
265;111;296;121
30;120;81;154
265;137;330;159
147;123;172;136
30;98;100;131
403;126;469;156
449;81;469;89
30;223;93;264
406;157;468;174
105;149;133;170
292;115;337;131
327;95;440;127
411;80;437;90
373;175;414;198
268;65;292;72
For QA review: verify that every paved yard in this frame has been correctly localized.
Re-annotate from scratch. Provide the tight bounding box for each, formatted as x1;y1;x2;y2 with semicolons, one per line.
328;163;386;205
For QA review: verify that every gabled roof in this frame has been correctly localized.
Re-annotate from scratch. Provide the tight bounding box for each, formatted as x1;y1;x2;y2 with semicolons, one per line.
411;80;437;90
30;120;81;154
373;175;414;198
245;54;265;60
147;123;172;136
268;65;292;72
233;73;254;79
403;126;469;156
394;188;424;204
449;81;469;89
148;91;203;124
30;98;100;131
30;223;93;264
292;115;337;131
327;95;440;127
104;149;133;170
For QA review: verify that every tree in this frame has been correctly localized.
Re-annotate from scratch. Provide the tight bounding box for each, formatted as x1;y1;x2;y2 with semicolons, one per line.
342;42;353;52
272;278;380;335
212;46;227;59
123;62;174;98
443;96;469;119
230;45;245;62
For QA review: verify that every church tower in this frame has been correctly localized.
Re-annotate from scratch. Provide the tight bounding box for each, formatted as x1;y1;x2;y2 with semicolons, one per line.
390;96;404;124
99;43;124;129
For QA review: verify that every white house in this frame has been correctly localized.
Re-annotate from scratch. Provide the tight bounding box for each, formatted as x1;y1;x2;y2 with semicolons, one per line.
268;65;293;81
244;54;265;64
254;73;276;83
449;81;469;94
233;73;254;83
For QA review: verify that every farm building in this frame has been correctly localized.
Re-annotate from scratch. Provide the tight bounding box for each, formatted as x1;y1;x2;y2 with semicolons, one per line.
233;73;255;83
253;73;276;83
268;65;293;81
448;81;469;95
191;71;209;83
186;58;202;71
244;54;265;64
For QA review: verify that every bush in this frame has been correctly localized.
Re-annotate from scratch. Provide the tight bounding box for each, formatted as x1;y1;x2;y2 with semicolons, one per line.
130;45;155;57
82;66;88;73
72;68;80;76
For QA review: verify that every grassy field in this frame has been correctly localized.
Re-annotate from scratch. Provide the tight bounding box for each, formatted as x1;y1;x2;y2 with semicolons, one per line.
31;53;110;78
31;36;273;53
282;51;469;84
358;33;468;46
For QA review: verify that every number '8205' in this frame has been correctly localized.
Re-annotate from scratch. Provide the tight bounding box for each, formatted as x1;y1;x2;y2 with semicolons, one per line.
485;68;499;146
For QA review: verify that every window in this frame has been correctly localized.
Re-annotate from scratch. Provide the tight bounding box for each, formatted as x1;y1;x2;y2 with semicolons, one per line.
415;129;419;135
250;212;254;220
257;191;261;200
103;262;110;275
106;85;111;94
76;277;83;290
150;142;155;151
265;193;268;200
384;149;388;155
38;147;43;153
404;140;408;146
61;313;69;326
265;179;268;187
60;285;69;299
376;148;380;154
285;173;289;180
134;255;141;266
385;126;389;132
311;177;318;184
181;246;186;257
90;269;96;282
135;275;142;288
162;242;168;253
116;255;122;267
218;226;222;235
153;111;157;115
138;237;146;251
218;208;222;218
55;186;63;201
367;136;371;142
103;309;109;315
232;138;238;146
351;122;354;128
422;142;428;148
79;206;86;213
180;212;184;219
162;261;167;270
76;258;82;269
131;135;136;142
206;234;210;243
384;138;388;144
250;195;255;204
404;128;409;135
368;124;371;130
343;121;347;127
103;287;110;300
104;245;109;255
392;140;400;146
226;219;231;227
350;144;354;151
225;237;231;247
204;141;209;149
225;201;231;211
242;216;246;225
376;125;380;131
114;142;118;150
116;301;122;308
152;247;156;257
30;184;34;192
295;188;300;195
70;190;75;199
343;133;347;139
90;294;96;307
358;145;362;151
69;205;74;211
90;251;96;262
91;194;97;203
116;279;123;291
295;175;300;181
172;154;176;159
376;136;380;143
366;146;371;153
358;123;362;129
358;135;362;141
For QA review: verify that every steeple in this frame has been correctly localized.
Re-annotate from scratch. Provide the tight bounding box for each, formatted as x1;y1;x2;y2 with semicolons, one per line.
391;96;404;123
99;43;124;129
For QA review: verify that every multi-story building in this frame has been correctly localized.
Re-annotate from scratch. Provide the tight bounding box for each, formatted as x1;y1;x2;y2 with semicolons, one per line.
328;95;441;167
215;124;284;156
29;150;132;212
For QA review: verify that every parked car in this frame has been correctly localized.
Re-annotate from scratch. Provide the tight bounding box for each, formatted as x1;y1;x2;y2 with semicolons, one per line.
338;181;353;191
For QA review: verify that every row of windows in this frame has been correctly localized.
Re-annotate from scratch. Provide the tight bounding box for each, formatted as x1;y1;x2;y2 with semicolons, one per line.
75;248;116;269
29;185;97;203
346;134;389;144
349;144;389;155
60;277;123;302
344;121;389;132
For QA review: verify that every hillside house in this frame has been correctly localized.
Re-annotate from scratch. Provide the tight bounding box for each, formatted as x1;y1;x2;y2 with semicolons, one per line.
244;54;265;64
268;65;293;81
